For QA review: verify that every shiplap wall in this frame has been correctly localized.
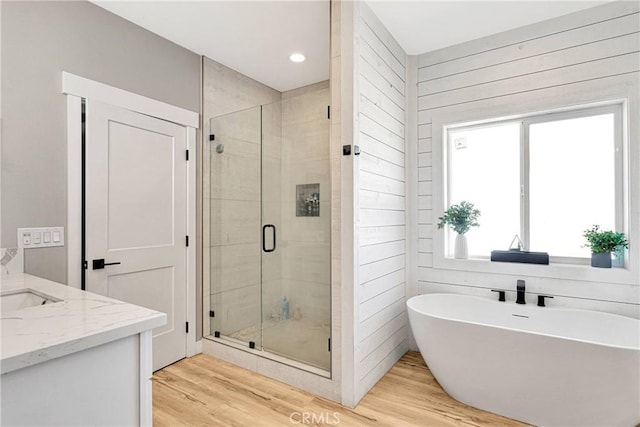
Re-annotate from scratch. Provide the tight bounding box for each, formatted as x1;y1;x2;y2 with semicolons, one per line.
354;2;409;403
416;2;640;317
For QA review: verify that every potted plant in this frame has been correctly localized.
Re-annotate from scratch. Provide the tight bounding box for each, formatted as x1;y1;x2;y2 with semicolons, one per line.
583;225;628;268
437;201;480;259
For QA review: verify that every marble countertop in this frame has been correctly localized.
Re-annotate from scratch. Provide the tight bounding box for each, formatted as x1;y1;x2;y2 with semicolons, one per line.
1;273;166;375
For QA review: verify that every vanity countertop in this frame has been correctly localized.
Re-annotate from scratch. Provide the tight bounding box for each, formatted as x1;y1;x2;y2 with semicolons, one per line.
0;273;166;375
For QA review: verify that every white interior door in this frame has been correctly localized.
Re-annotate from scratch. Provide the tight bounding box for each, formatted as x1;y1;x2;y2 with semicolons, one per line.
85;100;188;371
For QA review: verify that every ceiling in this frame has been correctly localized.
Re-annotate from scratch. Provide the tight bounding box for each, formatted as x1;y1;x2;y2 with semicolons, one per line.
367;1;610;55
92;0;330;92
92;0;609;92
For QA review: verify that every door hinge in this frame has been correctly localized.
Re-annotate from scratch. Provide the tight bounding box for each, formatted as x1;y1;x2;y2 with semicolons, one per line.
327;105;330;119
186;236;189;247
209;310;215;318
186;149;189;161
328;338;331;352
185;321;189;333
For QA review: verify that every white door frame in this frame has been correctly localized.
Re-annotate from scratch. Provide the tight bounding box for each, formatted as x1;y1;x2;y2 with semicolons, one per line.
62;72;199;360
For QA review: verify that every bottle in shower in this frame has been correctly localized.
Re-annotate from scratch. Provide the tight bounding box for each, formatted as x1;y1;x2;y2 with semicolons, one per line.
281;297;290;320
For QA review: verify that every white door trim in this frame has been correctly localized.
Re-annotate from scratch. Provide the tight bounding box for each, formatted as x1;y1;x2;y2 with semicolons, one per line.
63;72;198;360
62;72;199;127
185;126;197;358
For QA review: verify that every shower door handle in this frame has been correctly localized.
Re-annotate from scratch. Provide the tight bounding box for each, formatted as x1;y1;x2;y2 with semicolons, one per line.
262;224;276;253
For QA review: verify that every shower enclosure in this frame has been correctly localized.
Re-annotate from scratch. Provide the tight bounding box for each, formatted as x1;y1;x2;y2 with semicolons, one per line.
207;85;330;372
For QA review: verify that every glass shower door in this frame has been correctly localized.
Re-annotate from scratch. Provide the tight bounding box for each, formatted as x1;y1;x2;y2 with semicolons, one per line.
261;92;331;371
208;88;331;373
209;106;262;349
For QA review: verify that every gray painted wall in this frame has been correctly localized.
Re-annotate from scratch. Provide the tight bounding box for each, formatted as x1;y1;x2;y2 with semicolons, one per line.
1;1;200;283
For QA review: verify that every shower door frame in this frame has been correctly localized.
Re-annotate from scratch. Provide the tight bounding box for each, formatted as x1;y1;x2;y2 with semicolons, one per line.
204;98;332;376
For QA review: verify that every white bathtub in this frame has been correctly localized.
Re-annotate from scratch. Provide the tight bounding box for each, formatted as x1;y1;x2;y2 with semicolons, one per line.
407;293;640;427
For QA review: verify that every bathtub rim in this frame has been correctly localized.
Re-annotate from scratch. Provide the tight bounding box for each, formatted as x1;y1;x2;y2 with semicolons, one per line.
407;293;640;351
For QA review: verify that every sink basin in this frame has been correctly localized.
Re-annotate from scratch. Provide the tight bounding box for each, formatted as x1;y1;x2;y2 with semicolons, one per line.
1;289;62;312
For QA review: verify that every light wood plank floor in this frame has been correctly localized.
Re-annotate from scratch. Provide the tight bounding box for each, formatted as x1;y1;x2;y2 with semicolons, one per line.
153;351;527;426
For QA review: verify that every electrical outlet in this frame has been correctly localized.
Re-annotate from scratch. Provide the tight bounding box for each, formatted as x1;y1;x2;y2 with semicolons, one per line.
17;227;64;249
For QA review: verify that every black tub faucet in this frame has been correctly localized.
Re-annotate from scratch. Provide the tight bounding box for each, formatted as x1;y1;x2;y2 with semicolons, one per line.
537;295;554;307
491;289;506;301
516;280;526;304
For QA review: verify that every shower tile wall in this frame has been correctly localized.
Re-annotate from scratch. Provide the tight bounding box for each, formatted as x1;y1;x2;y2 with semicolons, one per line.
203;58;281;337
278;81;331;325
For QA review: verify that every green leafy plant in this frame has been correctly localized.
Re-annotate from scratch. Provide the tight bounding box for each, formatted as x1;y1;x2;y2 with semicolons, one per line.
437;201;480;235
583;225;628;254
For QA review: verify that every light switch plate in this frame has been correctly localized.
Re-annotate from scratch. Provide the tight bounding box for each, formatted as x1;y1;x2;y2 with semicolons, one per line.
17;227;65;249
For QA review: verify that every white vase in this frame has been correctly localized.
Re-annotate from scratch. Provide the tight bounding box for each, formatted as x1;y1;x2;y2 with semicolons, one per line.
454;234;468;259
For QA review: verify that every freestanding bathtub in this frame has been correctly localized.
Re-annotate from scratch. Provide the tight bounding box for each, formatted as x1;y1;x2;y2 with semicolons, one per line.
407;293;640;427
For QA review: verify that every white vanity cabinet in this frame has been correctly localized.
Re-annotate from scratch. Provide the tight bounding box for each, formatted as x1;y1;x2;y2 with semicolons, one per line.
1;273;166;426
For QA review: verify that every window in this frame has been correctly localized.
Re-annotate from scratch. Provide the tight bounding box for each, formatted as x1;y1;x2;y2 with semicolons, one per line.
445;104;623;262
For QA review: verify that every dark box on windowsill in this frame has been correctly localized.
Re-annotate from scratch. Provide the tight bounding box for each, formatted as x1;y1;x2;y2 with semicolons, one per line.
490;250;549;265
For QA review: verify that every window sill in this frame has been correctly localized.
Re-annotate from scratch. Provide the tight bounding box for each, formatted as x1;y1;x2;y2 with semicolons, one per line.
433;256;637;286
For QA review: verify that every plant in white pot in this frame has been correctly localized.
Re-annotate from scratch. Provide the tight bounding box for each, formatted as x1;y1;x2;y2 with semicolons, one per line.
437;201;480;259
583;225;628;268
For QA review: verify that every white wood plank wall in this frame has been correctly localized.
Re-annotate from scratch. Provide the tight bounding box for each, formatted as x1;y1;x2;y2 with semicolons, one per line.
416;1;640;315
354;2;409;402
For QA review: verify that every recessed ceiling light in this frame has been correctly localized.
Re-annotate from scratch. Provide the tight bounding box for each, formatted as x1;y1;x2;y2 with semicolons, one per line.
289;53;306;63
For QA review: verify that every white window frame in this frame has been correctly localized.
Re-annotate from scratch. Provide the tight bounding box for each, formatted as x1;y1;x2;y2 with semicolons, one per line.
443;102;626;264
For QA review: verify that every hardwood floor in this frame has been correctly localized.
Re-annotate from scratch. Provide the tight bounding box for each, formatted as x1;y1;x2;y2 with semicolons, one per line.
153;351;527;426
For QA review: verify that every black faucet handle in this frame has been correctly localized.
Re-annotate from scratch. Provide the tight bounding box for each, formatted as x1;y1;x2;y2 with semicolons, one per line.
537;295;554;307
491;289;506;302
515;280;526;304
